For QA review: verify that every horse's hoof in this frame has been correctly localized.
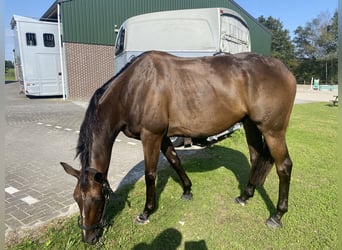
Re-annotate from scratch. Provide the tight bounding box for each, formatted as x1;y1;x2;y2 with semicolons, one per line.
266;216;282;228
235;196;246;206
135;214;150;225
181;193;193;200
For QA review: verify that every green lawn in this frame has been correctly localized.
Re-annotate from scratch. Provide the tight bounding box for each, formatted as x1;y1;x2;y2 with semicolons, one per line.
5;68;16;81
7;102;338;249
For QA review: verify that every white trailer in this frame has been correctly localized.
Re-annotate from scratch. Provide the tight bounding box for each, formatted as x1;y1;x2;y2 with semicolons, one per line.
114;7;251;74
11;15;63;96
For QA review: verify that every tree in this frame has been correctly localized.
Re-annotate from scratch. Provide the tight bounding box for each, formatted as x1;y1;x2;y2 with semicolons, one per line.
319;11;338;56
5;60;14;69
292;26;316;59
293;11;337;59
257;16;296;69
5;60;14;74
293;10;338;83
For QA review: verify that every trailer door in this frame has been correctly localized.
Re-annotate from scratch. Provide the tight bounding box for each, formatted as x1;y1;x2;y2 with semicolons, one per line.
37;53;62;95
220;14;250;53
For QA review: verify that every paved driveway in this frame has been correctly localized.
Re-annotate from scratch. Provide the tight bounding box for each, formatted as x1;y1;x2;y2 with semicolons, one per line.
5;82;145;238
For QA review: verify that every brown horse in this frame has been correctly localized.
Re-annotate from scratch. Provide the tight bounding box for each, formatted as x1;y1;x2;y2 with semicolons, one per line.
61;51;296;244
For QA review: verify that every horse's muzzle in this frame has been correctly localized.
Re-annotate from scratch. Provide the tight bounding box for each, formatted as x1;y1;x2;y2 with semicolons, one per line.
82;229;101;245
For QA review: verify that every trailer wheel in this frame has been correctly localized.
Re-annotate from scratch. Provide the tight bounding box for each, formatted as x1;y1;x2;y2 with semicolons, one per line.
170;136;184;147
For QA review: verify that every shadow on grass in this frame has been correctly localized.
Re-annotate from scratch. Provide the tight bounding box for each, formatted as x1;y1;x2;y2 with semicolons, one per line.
131;227;208;250
325;103;339;108
154;145;276;217
132;228;182;250
103;144;276;241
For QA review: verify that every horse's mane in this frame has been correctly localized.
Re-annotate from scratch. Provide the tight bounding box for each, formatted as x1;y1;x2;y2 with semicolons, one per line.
75;53;145;170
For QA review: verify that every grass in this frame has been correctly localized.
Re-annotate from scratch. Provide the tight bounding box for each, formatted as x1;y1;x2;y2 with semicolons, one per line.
5;68;16;81
7;102;338;249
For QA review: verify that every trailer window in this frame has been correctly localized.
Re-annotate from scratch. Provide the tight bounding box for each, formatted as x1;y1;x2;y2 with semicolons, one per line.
26;33;37;46
115;28;125;55
43;33;55;47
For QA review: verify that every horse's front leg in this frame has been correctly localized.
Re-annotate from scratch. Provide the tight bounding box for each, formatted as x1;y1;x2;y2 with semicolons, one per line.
136;130;163;224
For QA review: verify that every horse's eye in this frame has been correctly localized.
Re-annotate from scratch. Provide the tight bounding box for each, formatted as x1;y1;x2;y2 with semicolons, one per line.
92;196;103;202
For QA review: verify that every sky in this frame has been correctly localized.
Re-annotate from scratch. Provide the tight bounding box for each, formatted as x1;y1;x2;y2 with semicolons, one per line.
4;0;338;61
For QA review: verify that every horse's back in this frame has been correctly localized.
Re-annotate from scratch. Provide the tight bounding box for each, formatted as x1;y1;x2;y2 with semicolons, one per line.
152;51;296;135
115;51;296;137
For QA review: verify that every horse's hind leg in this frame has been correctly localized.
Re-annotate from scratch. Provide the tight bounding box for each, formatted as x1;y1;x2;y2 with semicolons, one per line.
161;137;193;199
236;118;274;205
263;132;292;228
238;118;292;228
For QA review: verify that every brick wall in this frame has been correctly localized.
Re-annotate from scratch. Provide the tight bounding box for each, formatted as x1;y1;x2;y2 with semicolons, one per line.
64;43;115;101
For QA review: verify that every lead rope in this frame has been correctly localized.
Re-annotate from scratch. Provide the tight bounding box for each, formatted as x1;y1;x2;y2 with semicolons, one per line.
96;181;115;249
97;226;109;249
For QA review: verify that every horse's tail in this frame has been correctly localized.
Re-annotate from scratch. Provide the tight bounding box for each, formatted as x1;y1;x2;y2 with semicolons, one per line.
249;139;274;186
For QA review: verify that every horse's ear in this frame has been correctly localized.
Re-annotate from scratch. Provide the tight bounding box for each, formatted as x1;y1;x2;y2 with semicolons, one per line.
60;162;80;179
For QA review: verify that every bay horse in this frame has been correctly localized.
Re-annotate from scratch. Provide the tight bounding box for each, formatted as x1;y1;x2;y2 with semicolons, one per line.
61;51;296;244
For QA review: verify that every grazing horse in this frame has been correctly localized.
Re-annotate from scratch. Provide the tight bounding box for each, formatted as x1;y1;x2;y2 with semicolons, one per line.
61;51;296;244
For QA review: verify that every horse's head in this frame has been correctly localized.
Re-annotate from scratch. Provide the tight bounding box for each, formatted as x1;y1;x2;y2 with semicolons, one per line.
60;162;111;245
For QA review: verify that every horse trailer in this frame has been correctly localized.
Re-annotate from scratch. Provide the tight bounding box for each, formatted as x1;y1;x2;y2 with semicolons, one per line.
11;15;63;97
114;8;251;74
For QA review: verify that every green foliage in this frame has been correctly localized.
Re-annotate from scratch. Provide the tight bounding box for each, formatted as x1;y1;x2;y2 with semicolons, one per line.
258;10;338;84
293;11;338;60
5;68;16;81
5;60;14;74
6;60;14;69
5;60;16;81
294;57;338;83
319;11;338;56
292;10;338;83
7;102;337;249
257;16;295;70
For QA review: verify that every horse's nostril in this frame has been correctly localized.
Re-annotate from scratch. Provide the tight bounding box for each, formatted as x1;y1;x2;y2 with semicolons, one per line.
91;237;98;245
84;234;98;245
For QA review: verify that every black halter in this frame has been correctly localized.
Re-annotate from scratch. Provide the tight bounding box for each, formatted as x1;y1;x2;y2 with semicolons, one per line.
78;167;114;231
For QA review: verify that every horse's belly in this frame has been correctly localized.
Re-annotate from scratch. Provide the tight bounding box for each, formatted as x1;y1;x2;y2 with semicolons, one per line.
167;113;242;138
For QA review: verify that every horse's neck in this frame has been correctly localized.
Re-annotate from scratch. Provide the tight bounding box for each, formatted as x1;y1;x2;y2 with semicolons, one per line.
90;126;120;175
90;84;123;174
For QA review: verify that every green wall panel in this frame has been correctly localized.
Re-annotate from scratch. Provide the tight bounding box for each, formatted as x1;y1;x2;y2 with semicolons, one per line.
61;0;271;55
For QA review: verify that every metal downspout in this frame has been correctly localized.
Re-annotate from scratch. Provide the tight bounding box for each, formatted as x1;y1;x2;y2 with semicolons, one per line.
57;3;66;99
